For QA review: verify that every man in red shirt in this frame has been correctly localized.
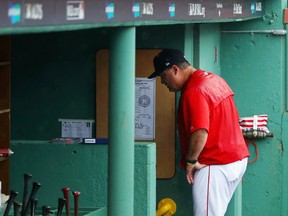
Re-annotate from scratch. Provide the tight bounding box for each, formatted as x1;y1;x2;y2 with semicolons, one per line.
148;49;249;216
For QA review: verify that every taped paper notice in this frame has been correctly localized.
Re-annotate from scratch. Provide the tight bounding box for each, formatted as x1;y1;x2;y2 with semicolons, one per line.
135;78;155;140
59;119;95;138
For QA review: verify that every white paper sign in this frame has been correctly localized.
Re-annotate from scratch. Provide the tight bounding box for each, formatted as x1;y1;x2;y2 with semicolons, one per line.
59;119;94;138
135;78;155;140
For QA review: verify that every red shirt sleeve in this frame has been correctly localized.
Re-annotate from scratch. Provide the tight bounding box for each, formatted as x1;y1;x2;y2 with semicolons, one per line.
181;90;210;135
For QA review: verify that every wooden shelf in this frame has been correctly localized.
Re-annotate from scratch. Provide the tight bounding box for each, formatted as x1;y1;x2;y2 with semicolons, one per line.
0;156;7;162
0;109;10;114
0;62;10;66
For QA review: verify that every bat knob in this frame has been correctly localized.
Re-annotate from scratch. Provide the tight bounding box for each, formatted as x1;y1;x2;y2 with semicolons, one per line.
24;173;32;179
61;187;70;192
72;191;80;197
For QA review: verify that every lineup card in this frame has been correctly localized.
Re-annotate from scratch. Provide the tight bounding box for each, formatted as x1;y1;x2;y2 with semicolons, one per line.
1;1;264;27
135;78;155;140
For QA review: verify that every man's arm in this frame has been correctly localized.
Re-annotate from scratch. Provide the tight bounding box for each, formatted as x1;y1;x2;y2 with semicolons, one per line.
186;128;208;161
186;129;208;184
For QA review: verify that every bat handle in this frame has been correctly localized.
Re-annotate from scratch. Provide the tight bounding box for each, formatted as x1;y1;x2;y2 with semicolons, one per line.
30;199;38;216
13;201;22;216
41;205;52;216
61;187;70;216
4;190;18;216
57;198;66;216
21;173;32;216
72;191;80;216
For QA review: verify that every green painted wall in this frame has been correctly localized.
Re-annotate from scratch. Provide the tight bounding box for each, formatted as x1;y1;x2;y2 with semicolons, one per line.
11;30;105;140
10;141;156;216
199;24;221;75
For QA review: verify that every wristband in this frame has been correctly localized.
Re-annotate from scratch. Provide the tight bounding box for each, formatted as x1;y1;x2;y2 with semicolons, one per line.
186;159;197;165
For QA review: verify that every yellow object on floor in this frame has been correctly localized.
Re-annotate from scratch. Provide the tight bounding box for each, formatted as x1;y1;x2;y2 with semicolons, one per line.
156;198;177;216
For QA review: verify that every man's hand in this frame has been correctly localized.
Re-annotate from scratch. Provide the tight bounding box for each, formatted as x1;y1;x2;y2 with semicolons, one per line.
186;162;207;184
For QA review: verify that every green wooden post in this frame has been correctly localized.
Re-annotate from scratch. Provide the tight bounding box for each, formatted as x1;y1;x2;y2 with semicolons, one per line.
233;183;242;216
108;27;136;216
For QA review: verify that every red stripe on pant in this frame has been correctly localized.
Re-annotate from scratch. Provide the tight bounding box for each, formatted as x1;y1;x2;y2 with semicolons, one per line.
206;166;211;216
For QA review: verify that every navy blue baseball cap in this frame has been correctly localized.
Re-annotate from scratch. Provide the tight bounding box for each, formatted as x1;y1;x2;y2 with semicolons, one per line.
148;49;188;79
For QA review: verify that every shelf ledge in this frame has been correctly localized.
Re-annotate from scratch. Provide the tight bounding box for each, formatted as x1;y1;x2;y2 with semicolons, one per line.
0;109;10;114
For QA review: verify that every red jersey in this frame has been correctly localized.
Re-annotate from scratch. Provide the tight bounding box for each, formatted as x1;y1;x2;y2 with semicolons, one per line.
177;69;249;168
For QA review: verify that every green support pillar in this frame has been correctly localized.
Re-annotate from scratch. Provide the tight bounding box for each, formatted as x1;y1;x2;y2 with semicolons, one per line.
184;24;194;63
108;27;136;216
233;183;242;216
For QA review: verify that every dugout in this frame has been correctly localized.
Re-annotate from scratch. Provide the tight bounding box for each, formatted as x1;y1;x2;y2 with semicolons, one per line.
1;0;288;215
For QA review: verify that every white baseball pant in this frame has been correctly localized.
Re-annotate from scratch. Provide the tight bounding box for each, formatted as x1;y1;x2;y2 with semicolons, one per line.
192;158;248;216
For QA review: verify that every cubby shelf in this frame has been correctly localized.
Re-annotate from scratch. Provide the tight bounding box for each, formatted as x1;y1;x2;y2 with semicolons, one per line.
0;62;10;66
0;109;10;115
0;36;10;194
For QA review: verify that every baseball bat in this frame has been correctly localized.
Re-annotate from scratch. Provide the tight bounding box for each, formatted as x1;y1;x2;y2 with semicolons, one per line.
57;198;66;216
21;173;32;216
22;182;41;216
13;200;22;216
47;209;54;216
41;205;53;216
30;199;38;216
61;187;70;216
3;190;18;216
72;191;80;216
